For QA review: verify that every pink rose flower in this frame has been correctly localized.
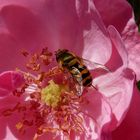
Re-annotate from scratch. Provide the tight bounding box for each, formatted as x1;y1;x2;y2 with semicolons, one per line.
0;0;137;140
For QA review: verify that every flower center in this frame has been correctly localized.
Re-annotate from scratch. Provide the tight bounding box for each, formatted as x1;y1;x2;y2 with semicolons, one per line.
41;80;67;108
1;48;87;140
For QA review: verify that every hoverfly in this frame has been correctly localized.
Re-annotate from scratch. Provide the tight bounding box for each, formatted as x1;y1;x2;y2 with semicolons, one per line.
55;49;109;96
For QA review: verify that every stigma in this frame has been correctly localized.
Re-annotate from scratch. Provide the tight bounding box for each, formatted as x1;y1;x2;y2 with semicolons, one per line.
41;80;66;108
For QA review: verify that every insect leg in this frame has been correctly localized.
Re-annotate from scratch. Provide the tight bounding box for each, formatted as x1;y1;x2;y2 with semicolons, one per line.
76;84;83;96
91;84;97;90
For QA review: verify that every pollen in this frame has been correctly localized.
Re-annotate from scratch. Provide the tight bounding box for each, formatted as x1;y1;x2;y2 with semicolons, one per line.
41;80;66;108
16;122;23;130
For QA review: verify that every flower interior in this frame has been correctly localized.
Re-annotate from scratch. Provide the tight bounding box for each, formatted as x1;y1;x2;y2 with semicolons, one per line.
2;48;88;140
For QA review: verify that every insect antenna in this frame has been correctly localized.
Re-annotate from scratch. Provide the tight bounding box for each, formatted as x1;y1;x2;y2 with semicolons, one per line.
91;84;97;90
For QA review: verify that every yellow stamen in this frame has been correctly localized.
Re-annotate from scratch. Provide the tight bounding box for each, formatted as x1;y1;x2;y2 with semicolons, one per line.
41;80;67;108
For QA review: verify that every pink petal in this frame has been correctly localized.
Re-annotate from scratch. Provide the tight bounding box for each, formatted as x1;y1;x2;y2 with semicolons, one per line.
0;71;24;97
93;0;140;81
93;0;140;80
94;68;135;130
94;0;132;33
127;42;140;80
0;97;36;140
0;4;46;72
92;25;135;131
106;26;128;71
79;90;112;140
78;0;112;64
0;94;24;139
0;111;36;140
0;5;46;47
0;117;7;140
6;114;36;140
112;86;140;140
122;17;140;80
0;1;85;71
4;127;17;140
2;0;82;50
0;0;44;9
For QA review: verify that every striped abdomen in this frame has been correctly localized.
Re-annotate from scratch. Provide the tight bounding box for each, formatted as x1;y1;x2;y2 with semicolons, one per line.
62;54;93;87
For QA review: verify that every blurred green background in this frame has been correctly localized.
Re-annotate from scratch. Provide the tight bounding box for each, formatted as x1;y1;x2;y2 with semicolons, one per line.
127;0;140;30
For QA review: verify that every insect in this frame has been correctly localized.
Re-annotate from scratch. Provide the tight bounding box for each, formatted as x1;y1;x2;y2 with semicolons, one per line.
55;49;109;96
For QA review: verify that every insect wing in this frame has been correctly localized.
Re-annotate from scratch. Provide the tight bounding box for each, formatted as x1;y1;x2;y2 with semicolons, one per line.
82;58;110;72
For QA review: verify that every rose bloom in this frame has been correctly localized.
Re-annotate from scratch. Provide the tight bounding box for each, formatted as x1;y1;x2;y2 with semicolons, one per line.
0;0;139;140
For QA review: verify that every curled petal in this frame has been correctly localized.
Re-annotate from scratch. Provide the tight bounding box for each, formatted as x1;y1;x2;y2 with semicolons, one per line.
122;16;140;80
107;26;128;70
78;0;112;64
92;23;135;131
94;68;135;130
